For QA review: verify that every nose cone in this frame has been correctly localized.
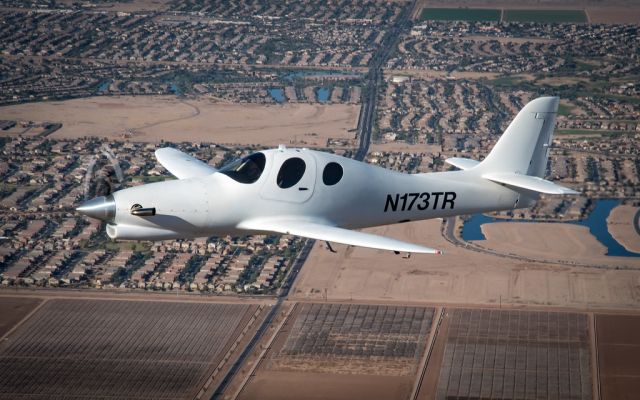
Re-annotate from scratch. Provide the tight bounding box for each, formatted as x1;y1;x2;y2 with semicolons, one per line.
76;195;116;221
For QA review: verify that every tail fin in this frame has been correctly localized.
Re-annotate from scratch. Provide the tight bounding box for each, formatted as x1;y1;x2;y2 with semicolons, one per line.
477;96;559;177
476;96;578;195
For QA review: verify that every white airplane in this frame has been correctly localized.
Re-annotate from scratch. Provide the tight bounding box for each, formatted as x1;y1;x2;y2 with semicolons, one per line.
77;96;577;254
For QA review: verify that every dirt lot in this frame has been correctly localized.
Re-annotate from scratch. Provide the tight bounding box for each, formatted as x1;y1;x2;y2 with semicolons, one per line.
240;371;412;400
607;205;640;254
293;219;640;309
57;0;172;12
596;314;640;400
480;221;640;266
369;142;441;154
586;7;640;24
0;298;261;400
0;297;42;338
0;96;359;147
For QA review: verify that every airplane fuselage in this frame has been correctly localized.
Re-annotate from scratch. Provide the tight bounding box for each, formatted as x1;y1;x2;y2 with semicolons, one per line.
106;148;533;241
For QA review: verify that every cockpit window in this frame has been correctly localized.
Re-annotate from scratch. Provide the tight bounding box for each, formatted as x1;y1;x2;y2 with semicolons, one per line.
219;152;266;184
277;157;306;189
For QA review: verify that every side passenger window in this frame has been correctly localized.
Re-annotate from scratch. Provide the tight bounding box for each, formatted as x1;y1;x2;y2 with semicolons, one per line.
322;162;343;186
277;157;306;188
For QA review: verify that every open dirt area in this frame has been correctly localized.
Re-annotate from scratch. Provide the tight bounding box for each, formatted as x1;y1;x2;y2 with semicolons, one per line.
57;0;171;12
240;372;411;400
292;219;640;309
370;142;441;154
586;7;640;24
480;222;640;266
607;205;640;254
0;96;360;147
0;297;42;338
596;314;640;400
0;298;262;400
384;69;500;81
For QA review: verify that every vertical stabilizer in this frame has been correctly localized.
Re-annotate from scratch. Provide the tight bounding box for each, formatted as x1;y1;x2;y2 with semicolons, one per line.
477;96;559;178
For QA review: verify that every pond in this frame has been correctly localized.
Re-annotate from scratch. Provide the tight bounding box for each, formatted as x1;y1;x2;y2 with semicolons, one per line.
268;88;285;103
316;87;330;102
98;80;111;93
170;83;181;95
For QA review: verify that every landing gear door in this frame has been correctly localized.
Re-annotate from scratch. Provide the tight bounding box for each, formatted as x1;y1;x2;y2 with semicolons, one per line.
260;149;316;203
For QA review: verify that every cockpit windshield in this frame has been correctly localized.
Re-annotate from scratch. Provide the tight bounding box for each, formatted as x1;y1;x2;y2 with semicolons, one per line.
218;152;266;184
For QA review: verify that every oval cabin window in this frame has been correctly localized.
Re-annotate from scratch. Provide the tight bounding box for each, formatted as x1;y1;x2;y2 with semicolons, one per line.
277;157;306;188
322;162;343;186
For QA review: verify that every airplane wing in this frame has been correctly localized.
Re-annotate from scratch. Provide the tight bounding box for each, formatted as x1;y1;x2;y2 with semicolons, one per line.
238;218;441;254
155;147;217;179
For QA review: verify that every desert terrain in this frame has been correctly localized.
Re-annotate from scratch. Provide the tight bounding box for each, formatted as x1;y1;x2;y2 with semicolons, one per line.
292;219;640;309
480;221;639;265
0;96;359;147
57;0;173;12
607;205;640;253
369;142;441;154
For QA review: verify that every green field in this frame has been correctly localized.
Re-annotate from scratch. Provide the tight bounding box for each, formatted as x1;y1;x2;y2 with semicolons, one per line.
503;9;587;23
421;8;501;22
489;75;526;87
557;103;576;116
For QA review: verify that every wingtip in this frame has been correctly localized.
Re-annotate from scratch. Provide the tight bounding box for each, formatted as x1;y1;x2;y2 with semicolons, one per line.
557;187;580;195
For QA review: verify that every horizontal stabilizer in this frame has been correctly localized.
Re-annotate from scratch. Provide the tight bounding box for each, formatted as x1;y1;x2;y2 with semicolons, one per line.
484;173;579;195
238;218;441;254
445;157;480;171
155;147;217;179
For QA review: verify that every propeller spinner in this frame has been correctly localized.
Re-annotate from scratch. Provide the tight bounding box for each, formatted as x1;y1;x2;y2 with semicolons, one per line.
76;195;116;221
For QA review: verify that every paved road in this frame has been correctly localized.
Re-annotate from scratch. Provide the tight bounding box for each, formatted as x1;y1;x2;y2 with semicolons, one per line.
354;1;415;162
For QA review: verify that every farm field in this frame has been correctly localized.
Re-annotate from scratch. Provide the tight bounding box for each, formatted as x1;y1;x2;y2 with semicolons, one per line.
596;314;640;400
0;298;261;400
0;297;42;337
238;303;435;400
424;309;593;400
